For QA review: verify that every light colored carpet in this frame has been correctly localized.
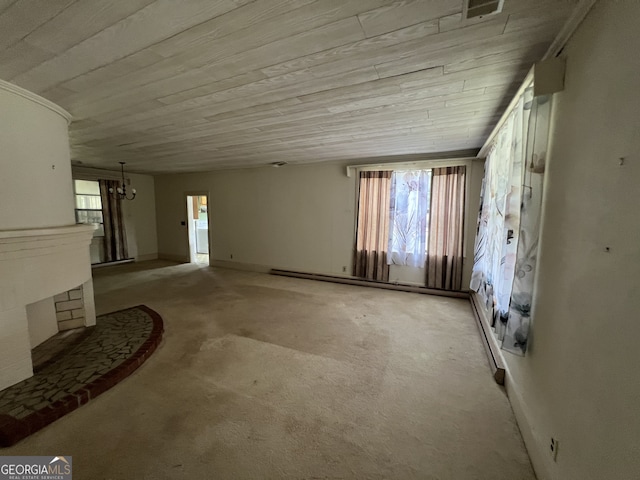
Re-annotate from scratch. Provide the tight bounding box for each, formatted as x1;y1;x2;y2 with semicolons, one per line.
4;261;535;479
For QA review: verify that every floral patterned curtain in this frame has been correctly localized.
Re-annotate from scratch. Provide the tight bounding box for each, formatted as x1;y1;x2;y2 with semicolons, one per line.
387;170;431;268
503;94;551;354
470;92;530;324
470;84;551;355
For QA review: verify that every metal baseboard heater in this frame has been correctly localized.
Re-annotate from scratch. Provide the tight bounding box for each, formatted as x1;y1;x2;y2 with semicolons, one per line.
270;269;469;299
469;292;506;385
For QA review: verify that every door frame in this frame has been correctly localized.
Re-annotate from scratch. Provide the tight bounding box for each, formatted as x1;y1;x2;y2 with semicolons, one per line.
184;190;211;265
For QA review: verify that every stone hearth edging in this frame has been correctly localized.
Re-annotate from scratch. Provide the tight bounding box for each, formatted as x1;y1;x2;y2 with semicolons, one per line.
0;305;164;447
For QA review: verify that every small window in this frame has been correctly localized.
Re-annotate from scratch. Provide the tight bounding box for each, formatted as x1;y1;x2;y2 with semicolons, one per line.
74;180;104;237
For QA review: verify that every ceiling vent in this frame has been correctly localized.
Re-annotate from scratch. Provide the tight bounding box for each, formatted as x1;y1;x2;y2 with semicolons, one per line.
464;0;504;19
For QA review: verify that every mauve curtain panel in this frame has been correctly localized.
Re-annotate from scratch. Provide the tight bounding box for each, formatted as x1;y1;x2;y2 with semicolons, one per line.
353;171;392;282
426;166;466;290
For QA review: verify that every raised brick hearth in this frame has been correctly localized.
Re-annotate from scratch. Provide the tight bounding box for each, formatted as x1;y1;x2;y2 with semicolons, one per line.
0;305;163;447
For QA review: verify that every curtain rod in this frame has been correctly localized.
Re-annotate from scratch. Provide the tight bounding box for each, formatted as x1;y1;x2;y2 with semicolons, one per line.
345;157;478;177
542;0;598;60
477;0;598;158
477;69;534;159
72;165;130;181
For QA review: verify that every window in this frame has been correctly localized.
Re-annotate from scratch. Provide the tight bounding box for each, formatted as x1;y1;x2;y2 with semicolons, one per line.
388;169;432;267
74;180;104;237
355;165;466;290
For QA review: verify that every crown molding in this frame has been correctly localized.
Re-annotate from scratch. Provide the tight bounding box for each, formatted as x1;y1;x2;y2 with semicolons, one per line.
478;0;598;158
0;78;72;124
543;0;599;60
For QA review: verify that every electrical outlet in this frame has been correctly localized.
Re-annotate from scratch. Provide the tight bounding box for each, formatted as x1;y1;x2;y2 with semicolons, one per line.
550;437;559;461
342;266;347;272
230;254;233;259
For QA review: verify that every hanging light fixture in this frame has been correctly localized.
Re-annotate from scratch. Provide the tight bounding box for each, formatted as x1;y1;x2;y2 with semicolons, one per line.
109;162;136;200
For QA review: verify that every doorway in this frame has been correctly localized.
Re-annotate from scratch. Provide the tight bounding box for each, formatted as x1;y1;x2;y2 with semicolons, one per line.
186;194;210;265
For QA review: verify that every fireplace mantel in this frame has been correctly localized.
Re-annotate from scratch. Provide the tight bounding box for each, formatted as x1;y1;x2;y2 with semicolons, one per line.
0;224;97;390
0;224;95;257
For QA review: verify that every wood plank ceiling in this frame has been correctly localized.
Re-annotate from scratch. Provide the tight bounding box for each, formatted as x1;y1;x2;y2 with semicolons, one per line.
0;0;576;173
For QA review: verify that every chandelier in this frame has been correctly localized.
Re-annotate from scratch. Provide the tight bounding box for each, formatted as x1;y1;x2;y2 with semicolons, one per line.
109;162;136;200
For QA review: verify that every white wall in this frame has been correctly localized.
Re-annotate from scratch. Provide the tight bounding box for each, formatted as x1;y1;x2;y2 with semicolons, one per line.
26;297;57;348
123;172;159;260
503;3;640;479
0;85;75;229
156;163;356;274
155;159;483;285
388;265;427;286
463;160;484;288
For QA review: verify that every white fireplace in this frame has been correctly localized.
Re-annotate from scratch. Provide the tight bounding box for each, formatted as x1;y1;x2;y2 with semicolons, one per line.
0;79;96;391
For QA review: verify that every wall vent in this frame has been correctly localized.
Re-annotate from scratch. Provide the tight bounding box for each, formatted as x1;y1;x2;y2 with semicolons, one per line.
464;0;504;19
